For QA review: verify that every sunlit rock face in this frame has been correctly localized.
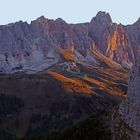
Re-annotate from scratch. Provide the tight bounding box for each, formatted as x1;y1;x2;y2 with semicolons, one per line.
89;12;134;69
0;11;140;73
119;50;140;133
0;16;94;73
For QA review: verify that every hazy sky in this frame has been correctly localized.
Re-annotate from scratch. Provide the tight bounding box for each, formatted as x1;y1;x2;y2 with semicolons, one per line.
0;0;140;25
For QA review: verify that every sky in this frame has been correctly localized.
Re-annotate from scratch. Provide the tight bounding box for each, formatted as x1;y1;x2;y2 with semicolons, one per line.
0;0;140;25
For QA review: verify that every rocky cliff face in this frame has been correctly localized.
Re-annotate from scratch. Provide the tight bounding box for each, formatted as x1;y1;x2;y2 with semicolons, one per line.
89;12;134;68
0;11;140;73
119;50;140;139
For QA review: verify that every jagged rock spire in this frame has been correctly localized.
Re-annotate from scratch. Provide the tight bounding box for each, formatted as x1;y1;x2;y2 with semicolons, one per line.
91;11;112;25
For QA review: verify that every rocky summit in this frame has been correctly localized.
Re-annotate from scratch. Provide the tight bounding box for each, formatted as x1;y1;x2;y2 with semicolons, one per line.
0;11;140;73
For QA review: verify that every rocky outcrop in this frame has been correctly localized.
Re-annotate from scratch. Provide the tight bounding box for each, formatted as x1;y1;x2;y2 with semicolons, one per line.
119;50;140;139
89;12;134;68
0;11;140;73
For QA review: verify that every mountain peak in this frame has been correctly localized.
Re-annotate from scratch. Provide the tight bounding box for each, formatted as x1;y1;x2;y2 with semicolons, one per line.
96;11;109;16
91;11;112;25
55;18;66;23
36;16;47;22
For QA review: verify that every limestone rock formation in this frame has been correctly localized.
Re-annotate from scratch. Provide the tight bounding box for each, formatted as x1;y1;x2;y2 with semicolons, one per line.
0;11;140;73
119;50;140;138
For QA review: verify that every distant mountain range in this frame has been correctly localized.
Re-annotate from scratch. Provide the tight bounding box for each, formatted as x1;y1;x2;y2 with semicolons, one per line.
0;11;140;73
